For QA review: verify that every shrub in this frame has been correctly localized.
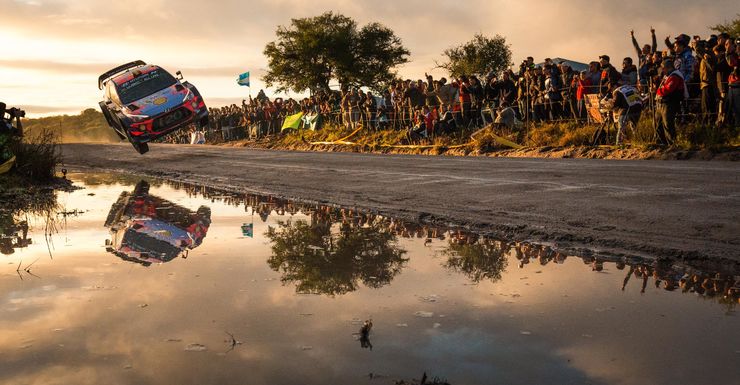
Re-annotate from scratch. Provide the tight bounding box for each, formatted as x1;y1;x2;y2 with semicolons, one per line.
11;127;61;182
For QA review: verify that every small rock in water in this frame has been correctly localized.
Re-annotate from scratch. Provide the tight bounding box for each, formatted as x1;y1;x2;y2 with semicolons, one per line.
396;323;408;327
139;303;148;308
164;338;182;343
123;364;133;370
184;343;207;352
414;311;434;318
433;323;441;328
300;345;313;351
520;331;532;335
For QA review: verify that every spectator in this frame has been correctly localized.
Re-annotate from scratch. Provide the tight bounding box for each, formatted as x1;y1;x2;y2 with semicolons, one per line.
698;41;718;125
575;70;592;119
621;57;638;86
598;55;621;96
655;59;686;145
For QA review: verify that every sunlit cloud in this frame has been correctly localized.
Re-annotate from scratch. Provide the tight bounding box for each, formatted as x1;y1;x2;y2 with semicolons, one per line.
0;0;735;116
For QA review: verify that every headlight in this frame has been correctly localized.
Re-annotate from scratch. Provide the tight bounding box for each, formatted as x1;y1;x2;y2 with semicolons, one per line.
182;89;193;102
128;114;149;123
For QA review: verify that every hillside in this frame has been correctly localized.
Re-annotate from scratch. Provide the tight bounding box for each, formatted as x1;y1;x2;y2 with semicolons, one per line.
23;108;120;143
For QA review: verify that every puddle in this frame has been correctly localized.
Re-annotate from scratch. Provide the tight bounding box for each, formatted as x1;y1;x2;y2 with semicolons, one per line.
0;173;738;385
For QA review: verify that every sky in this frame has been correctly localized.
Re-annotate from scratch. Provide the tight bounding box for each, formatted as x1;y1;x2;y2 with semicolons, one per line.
0;0;735;117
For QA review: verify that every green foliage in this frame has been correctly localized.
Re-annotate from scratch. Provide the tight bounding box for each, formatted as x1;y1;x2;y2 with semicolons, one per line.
443;238;509;283
23;108;119;143
263;12;409;93
710;14;740;37
438;34;513;78
265;219;408;296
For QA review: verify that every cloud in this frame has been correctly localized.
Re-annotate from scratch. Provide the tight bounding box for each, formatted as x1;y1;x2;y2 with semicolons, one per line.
0;0;736;115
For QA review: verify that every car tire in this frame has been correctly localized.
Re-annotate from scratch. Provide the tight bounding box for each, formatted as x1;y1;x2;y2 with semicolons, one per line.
100;102;126;140
125;129;149;155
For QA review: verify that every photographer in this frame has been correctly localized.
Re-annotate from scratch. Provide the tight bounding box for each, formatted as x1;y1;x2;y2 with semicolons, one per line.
0;102;24;137
0;102;24;172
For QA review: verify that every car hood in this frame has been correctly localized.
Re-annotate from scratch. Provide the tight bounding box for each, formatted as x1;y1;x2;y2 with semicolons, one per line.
127;85;189;117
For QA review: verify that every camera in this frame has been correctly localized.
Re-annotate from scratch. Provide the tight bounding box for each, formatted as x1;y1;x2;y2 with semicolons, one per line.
8;107;25;119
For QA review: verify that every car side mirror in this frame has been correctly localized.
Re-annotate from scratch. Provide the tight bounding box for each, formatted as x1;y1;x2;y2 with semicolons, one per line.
176;71;183;80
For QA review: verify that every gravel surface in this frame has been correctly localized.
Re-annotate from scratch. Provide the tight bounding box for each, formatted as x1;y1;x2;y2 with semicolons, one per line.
62;143;740;260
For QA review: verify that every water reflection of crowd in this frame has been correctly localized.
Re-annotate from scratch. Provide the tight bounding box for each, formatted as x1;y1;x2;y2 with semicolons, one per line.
164;180;739;306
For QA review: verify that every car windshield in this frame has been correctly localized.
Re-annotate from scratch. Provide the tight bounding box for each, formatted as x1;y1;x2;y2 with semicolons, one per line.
116;68;177;104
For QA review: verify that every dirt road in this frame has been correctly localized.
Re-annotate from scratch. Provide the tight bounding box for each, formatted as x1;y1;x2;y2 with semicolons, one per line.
62;143;739;261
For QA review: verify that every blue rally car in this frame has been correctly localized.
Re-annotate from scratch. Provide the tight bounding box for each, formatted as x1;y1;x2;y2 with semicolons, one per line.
98;60;208;154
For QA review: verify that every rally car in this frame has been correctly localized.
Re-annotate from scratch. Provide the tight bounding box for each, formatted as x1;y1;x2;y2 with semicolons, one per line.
97;60;208;154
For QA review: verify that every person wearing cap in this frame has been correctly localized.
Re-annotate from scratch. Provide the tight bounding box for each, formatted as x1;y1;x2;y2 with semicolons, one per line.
655;59;687;145
598;55;621;97
673;35;696;84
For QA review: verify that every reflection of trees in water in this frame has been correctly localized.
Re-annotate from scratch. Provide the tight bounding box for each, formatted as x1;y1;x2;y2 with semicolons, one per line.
443;233;509;283
265;219;408;296
166;179;740;308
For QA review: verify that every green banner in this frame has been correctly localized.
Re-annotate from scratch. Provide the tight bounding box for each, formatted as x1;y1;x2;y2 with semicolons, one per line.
281;112;304;131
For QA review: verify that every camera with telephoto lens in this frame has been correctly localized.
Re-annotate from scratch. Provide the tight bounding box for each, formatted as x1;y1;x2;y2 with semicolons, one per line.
0;102;25;120
8;107;25;119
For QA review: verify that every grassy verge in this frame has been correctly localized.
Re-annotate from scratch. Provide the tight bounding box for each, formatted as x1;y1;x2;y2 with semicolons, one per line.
224;118;739;160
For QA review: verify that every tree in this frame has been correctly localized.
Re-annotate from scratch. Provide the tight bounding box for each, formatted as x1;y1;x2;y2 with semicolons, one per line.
437;34;512;78
265;219;408;296
443;238;509;283
710;14;740;37
262;12;409;93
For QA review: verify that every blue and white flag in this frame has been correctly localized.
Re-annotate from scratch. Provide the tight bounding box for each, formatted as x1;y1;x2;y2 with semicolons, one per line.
237;71;250;87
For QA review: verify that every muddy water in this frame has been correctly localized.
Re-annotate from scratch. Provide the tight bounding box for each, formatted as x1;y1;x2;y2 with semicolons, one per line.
1;173;738;385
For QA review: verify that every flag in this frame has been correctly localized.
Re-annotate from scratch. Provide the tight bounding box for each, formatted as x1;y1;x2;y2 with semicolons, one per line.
237;72;250;87
281;112;304;131
241;223;254;238
301;113;323;131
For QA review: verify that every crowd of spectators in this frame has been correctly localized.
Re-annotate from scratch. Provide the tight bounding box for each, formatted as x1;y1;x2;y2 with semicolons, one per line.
165;28;739;146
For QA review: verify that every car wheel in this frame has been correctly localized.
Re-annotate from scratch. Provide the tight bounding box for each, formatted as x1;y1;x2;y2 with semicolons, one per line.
100;103;126;140
125;129;149;155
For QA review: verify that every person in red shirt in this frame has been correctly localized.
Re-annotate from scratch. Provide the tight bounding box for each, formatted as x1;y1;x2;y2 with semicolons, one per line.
655;59;686;145
575;71;592;119
457;76;472;126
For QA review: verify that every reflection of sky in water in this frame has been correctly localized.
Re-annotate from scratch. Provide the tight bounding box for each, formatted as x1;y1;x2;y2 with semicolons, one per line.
0;174;738;385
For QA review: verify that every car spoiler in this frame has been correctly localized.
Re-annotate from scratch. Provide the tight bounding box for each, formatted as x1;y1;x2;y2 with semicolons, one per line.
98;60;147;89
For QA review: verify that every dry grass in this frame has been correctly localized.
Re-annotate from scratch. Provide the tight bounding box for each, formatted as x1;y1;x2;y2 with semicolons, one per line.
10;127;62;182
236;117;738;158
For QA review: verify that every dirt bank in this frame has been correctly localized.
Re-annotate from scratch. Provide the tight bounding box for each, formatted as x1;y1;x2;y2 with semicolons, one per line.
221;137;740;161
61;143;740;262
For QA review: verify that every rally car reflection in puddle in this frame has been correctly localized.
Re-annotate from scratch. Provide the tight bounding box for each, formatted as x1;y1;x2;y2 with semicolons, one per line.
104;181;211;266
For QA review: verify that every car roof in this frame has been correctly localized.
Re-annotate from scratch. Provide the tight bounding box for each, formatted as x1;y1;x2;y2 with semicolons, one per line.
109;64;162;87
